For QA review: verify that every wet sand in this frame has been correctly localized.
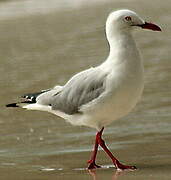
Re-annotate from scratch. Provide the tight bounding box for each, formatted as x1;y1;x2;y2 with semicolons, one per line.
0;137;171;180
1;0;171;179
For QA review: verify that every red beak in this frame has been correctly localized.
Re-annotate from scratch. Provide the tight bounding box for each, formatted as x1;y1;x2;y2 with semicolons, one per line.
139;22;161;31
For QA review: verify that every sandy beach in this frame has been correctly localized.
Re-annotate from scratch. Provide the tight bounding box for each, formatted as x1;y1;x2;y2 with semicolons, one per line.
1;0;170;179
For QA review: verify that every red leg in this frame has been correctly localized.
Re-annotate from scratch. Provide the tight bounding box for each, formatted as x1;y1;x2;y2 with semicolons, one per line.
87;129;104;169
97;127;137;171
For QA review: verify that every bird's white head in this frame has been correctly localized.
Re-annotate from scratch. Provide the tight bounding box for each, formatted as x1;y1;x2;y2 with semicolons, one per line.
106;9;161;39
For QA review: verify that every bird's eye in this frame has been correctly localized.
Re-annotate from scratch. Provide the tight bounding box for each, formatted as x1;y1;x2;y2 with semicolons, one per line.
124;16;132;21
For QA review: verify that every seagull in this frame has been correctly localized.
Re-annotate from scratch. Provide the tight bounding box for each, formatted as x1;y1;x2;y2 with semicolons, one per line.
6;9;161;171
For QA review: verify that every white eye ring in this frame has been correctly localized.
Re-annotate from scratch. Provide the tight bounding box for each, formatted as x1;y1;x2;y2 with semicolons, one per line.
125;16;132;21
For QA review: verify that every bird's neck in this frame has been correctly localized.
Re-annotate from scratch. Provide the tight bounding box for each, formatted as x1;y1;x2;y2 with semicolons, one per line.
105;31;140;65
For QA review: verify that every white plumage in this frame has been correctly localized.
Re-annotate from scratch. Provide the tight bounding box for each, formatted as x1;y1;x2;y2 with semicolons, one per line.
6;9;161;170
23;9;145;130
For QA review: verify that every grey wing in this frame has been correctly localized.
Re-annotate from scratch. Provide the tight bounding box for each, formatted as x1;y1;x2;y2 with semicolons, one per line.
51;68;107;115
36;85;63;105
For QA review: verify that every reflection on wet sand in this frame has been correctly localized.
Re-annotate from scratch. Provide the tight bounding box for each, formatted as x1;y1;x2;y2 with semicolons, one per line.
1;0;170;179
88;169;126;180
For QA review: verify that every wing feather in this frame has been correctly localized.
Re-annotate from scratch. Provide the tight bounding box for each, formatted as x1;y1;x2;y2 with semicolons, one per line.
51;68;107;114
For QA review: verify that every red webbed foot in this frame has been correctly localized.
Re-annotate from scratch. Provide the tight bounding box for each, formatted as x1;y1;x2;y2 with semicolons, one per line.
87;160;101;169
115;160;137;171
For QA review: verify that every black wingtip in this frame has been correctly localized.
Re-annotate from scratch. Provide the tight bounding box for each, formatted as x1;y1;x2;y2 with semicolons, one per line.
6;103;19;107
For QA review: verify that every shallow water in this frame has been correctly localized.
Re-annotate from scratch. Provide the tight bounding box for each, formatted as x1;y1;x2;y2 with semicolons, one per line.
0;0;171;179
